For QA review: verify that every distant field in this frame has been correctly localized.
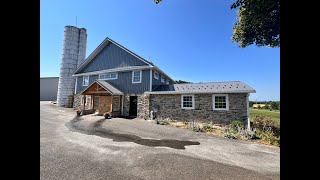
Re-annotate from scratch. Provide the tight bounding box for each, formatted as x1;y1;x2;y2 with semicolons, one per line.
250;108;280;127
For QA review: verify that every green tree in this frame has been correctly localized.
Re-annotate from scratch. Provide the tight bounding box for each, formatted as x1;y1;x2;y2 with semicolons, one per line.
230;0;280;48
270;101;280;110
174;80;191;84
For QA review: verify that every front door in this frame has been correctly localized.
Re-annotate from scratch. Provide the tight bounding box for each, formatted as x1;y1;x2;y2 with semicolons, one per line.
129;96;138;116
98;96;112;115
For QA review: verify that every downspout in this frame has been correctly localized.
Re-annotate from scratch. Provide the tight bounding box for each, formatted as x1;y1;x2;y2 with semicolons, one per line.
74;77;78;94
149;69;152;91
121;94;124;116
247;93;251;130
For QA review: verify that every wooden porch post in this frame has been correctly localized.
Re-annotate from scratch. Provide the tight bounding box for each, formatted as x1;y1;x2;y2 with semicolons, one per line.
91;95;94;110
119;96;122;115
110;95;113;112
82;95;86;111
90;95;94;109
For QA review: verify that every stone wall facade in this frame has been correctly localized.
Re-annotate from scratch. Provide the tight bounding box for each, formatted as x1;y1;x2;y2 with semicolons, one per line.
123;94;143;116
142;93;248;124
73;94;95;110
137;94;150;119
123;95;130;116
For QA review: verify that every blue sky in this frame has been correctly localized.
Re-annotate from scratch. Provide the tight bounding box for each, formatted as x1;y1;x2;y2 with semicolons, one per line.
40;0;280;101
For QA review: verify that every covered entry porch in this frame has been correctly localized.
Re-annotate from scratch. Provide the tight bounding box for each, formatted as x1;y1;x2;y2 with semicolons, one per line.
79;80;124;117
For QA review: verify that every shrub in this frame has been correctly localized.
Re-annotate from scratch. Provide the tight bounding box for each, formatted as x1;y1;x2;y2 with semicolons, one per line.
256;129;280;146
229;120;244;133
237;127;257;140
223;129;237;139
252;115;275;131
203;124;213;132
156;117;171;125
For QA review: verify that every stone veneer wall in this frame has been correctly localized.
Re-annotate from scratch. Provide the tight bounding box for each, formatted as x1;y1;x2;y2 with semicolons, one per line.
143;93;248;124
123;95;130;116
137;94;150;119
73;94;94;110
123;94;143;116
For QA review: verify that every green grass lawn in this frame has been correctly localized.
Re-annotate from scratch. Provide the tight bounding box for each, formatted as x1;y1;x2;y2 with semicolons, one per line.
250;108;280;127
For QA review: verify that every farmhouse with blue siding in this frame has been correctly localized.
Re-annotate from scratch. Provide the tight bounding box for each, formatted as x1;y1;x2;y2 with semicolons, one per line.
57;25;255;126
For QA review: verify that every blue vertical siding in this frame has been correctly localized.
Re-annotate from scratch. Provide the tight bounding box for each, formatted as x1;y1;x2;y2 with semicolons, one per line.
151;70;173;89
80;43;148;73
76;70;150;94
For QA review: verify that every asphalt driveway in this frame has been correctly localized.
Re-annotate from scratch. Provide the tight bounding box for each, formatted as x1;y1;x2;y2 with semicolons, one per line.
40;101;280;180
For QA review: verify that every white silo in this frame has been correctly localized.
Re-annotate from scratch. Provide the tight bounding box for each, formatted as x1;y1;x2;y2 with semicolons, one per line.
57;26;87;107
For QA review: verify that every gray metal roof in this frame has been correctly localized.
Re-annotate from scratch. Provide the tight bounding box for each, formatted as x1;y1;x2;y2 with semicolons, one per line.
79;80;123;95
147;81;256;94
96;80;123;95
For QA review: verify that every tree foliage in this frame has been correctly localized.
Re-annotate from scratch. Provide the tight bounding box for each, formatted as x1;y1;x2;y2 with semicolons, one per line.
231;0;280;48
270;101;280;110
154;0;162;4
174;80;191;84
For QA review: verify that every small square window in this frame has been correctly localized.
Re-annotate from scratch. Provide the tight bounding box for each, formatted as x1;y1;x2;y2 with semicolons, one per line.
132;71;142;83
154;72;159;80
213;94;229;110
82;76;89;86
181;95;194;109
161;75;165;83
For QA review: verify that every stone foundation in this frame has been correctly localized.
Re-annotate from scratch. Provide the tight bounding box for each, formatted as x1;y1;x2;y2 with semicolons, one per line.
137;94;150;119
140;93;248;124
123;94;143;117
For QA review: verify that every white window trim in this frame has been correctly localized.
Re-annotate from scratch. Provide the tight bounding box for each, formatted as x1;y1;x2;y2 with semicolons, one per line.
166;79;169;85
212;94;229;110
98;72;118;80
181;94;195;109
154;71;159;80
132;70;142;83
82;76;89;86
161;75;165;83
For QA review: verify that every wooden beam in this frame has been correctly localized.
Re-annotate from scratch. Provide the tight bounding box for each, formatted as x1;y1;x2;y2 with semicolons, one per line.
119;95;122;115
83;91;111;95
82;95;86;111
110;95;113;112
91;95;94;109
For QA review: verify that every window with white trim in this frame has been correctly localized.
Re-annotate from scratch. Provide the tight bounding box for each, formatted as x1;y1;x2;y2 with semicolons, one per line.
166;79;169;85
132;70;142;83
99;73;118;80
82;76;89;86
154;71;159;79
161;75;165;83
181;95;195;109
212;94;229;110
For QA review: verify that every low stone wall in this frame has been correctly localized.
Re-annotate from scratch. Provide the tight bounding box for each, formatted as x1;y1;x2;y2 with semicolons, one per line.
144;93;248;124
